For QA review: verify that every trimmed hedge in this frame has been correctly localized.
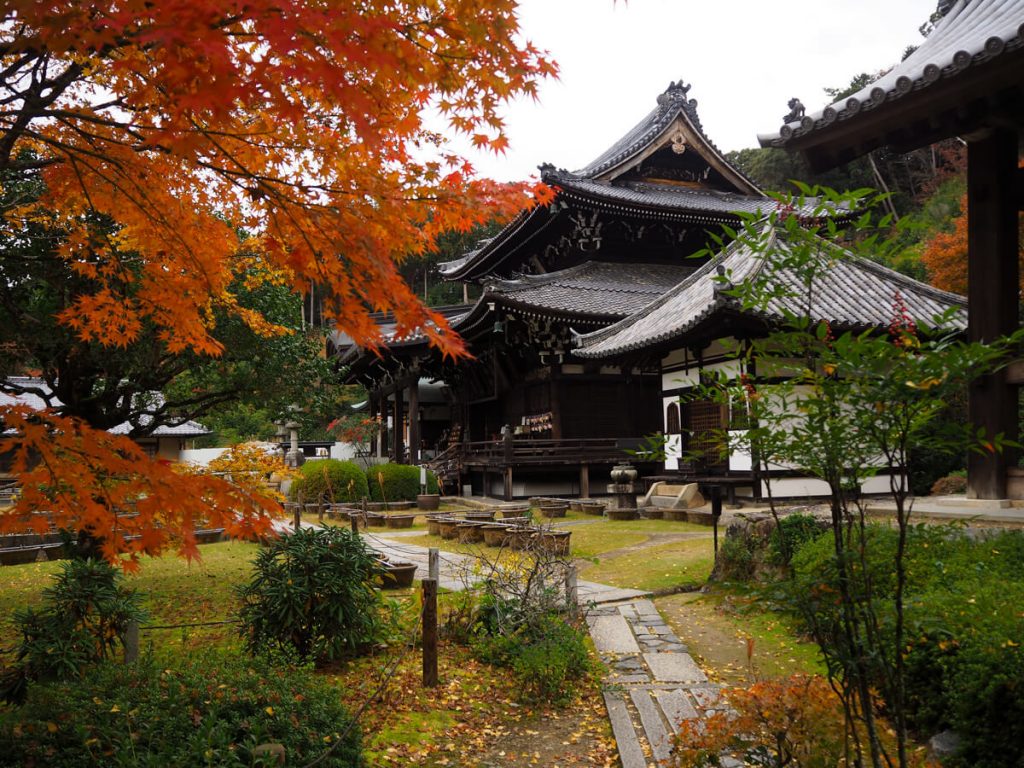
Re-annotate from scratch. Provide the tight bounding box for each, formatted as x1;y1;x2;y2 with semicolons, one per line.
365;463;438;502
0;651;362;767
290;459;368;504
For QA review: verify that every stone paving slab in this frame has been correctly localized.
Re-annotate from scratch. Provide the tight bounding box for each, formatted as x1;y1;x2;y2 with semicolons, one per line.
588;614;641;654
630;689;673;763
644;652;708;684
603;692;648;768
654;688;699;732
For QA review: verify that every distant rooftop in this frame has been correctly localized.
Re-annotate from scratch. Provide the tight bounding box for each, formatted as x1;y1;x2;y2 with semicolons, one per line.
0;377;212;438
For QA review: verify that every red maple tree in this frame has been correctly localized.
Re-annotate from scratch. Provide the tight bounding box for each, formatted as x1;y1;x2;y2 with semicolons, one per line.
0;1;556;565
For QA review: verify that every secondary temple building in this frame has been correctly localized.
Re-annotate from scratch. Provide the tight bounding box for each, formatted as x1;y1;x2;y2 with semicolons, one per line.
338;81;966;501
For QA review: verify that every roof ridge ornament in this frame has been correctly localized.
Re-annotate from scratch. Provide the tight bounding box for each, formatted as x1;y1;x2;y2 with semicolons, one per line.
657;80;691;105
656;80;703;132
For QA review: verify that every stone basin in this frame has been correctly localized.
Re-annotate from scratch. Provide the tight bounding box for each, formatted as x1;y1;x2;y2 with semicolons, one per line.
384;514;417;529
378;559;417;589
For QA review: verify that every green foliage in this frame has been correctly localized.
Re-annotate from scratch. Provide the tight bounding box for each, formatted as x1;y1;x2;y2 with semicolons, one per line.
366;463;437;502
472;611;594;707
788;525;1024;766
768;514;826;566
717;533;758;581
236;527;388;665
290;459;369;504
1;559;146;705
0;651;362;767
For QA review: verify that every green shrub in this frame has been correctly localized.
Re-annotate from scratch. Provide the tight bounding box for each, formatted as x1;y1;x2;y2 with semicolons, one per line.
716;531;757;581
472;610;594;707
768;513;826;566
365;463;437;502
1;558;146;705
786;525;1024;766
290;459;369;504
236;527;388;665
0;651;362;767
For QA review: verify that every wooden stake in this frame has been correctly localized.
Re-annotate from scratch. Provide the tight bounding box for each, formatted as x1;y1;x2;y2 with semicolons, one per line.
428;547;439;582
421;578;438;687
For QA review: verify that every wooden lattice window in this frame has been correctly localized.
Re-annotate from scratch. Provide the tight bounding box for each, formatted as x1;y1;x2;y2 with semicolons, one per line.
683;400;727;468
666;402;681;434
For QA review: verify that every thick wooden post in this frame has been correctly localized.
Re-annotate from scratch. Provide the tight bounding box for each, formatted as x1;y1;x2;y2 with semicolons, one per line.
421;578;438;687
428;547;439;582
579;464;590;499
710;485;722;557
393;393;405;464
503;428;514;501
967;130;1019;500
408;380;420;464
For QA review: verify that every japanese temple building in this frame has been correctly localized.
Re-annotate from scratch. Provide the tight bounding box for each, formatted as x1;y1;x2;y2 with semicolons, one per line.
758;0;1024;500
338;79;967;500
339;81;774;497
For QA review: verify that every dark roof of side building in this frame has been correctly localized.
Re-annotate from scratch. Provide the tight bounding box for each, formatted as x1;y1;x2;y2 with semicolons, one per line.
574;229;967;359
0;377;212;438
758;0;1024;167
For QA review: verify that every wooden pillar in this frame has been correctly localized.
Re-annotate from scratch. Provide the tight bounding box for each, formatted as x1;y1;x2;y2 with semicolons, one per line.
408;380;420;465
503;428;514;501
579;464;590;499
393;392;405;464
966;130;1019;500
550;363;563;440
368;393;380;458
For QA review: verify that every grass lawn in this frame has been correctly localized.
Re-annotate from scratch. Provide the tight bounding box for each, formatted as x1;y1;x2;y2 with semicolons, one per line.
0;540;259;653
0;538;617;767
656;588;824;685
579;537;714;592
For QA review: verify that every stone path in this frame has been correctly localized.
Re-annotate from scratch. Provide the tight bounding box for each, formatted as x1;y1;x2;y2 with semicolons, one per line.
364;531;722;767
588;598;726;767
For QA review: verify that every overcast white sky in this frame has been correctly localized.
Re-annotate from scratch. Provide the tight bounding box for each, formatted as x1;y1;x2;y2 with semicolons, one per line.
458;0;937;181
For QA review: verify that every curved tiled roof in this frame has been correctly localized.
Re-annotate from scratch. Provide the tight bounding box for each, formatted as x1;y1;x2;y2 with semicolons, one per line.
575;230;967;359
759;0;1024;150
549;171;779;220
484;261;695;318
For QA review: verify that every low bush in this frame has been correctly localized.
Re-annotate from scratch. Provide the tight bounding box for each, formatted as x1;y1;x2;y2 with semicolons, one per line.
767;513;826;566
669;674;920;768
716;531;758;581
1;558;146;705
366;463;437;502
290;459;369;504
473;609;594;707
786;524;1024;766
929;471;967;496
236;527;389;665
0;651;362;767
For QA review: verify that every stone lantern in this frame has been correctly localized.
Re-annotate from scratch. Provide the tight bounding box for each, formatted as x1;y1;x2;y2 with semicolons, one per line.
607;462;638;517
283;419;304;468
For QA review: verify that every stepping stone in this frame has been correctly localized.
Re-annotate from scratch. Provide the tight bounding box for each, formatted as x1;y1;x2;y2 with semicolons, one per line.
618;603;638;619
602;692;647;768
654;689;699;732
630;689;673;763
588;614;641;654
644;652;708;683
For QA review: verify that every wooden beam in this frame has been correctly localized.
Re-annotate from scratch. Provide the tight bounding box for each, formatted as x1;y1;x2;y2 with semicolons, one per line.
393;391;405;464
966;129;1019;500
408;380;420;464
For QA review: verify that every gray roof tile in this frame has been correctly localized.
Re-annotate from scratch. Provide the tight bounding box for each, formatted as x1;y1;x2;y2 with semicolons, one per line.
575;230;967;358
484;261;695;318
759;0;1024;148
